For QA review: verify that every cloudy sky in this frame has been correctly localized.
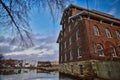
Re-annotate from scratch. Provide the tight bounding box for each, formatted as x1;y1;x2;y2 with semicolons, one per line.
0;0;120;61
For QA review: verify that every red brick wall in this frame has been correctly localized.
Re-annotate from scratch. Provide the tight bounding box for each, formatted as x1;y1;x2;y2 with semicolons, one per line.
85;18;120;60
59;6;120;63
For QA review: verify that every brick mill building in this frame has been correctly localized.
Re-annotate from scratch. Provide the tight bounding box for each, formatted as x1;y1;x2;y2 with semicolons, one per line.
57;4;120;79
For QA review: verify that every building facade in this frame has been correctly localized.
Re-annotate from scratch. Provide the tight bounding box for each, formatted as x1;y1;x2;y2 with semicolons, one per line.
57;4;120;79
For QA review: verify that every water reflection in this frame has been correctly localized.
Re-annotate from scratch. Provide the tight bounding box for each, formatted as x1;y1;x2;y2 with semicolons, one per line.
0;69;99;80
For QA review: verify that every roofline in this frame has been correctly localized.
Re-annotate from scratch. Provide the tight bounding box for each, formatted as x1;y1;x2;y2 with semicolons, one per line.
69;11;120;26
60;4;87;25
60;4;120;25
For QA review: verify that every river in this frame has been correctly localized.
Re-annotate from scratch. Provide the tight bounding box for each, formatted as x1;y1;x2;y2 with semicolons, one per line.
0;69;77;80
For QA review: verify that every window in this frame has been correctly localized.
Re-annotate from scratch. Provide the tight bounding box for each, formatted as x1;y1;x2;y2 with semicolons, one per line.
69;25;71;32
97;44;104;56
64;31;66;37
78;47;82;58
75;21;78;26
110;46;117;57
105;29;112;38
79;65;83;75
116;31;120;40
69;37;72;45
64;53;67;61
64;41;66;48
76;30;80;40
71;65;73;73
70;50;73;60
93;26;100;36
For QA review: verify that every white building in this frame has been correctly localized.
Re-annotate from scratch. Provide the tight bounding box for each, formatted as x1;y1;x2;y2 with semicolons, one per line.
22;60;37;68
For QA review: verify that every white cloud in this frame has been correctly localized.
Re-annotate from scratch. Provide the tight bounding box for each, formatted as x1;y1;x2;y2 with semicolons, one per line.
10;46;18;51
4;47;55;58
4;48;40;56
2;33;58;61
108;8;116;15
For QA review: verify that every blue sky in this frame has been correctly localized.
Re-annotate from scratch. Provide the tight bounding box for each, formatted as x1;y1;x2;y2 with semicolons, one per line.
0;0;120;61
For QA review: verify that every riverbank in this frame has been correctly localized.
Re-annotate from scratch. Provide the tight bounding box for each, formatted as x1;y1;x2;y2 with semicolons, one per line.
37;66;59;72
0;66;59;75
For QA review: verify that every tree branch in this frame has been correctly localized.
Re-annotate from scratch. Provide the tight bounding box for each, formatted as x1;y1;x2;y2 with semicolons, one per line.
0;0;33;47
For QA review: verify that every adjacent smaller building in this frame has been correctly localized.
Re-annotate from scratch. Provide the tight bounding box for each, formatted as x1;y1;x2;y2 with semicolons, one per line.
37;61;51;67
22;60;37;68
0;59;23;68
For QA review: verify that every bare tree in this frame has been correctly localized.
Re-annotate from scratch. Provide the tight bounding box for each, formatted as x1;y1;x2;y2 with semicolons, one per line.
0;0;70;47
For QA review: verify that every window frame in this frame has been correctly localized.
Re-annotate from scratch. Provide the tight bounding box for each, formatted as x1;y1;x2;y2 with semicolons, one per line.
79;65;83;75
93;26;100;36
116;31;120;40
78;47;82;58
70;50;73;60
97;44;104;56
105;29;112;38
64;53;67;61
110;46;117;57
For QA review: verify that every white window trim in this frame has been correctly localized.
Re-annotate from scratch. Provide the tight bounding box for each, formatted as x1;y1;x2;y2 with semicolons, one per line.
93;26;100;36
116;31;120;40
110;46;117;57
105;29;112;38
75;21;78;26
97;44;104;56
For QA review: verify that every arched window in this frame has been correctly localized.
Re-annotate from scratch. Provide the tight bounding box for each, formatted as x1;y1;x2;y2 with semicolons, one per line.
70;50;73;60
93;26;100;36
97;44;104;56
116;31;120;40
64;53;67;61
105;29;112;38
110;46;117;57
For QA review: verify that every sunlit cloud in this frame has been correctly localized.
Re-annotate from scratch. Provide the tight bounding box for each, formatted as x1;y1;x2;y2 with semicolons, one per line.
1;33;58;61
108;8;116;15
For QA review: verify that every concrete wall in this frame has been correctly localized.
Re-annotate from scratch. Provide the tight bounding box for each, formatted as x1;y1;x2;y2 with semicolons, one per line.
92;60;120;80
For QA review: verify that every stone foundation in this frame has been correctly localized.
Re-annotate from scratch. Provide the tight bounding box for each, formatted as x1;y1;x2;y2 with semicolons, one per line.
59;60;120;80
59;60;94;78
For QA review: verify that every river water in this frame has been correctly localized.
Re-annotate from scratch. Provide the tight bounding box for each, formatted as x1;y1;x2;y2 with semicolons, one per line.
0;69;76;80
